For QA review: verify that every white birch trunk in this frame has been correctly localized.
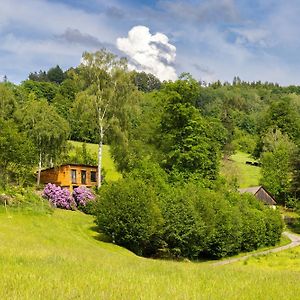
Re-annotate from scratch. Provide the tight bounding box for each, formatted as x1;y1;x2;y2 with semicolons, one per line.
97;125;104;189
37;150;42;186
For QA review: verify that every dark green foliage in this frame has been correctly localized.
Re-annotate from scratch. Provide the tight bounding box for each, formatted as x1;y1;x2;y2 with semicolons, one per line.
94;174;283;259
291;149;300;199
0;118;37;186
21;80;59;102
160;186;206;258
158;77;226;181
133;71;161;92
95;178;163;256
47;65;65;84
263;97;300;142
0;83;17;119
260;128;296;203
28;70;48;82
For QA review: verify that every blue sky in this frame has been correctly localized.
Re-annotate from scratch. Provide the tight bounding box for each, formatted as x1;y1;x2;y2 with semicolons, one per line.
1;0;300;85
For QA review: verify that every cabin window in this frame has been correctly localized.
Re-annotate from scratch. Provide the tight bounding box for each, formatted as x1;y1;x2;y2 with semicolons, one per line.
81;170;87;184
91;171;97;182
71;169;77;184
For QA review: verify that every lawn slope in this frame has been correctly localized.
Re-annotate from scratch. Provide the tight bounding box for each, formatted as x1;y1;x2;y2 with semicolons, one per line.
69;141;122;181
221;151;261;188
1;208;300;299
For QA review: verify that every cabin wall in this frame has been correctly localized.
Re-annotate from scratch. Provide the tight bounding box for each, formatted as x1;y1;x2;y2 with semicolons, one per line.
40;168;61;185
40;165;98;190
68;165;98;188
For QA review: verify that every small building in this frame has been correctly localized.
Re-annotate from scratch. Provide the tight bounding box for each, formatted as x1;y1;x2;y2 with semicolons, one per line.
238;186;277;207
40;164;98;190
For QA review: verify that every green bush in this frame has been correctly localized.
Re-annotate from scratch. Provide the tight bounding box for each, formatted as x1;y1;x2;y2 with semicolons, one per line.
264;209;283;245
94;178;163;256
94;176;283;259
160;186;206;259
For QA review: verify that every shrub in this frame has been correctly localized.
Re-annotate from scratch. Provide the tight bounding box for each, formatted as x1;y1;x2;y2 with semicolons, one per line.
73;186;95;213
264;208;283;245
160;186;206;259
93;175;283;260
73;186;95;206
43;183;75;210
94;178;163;256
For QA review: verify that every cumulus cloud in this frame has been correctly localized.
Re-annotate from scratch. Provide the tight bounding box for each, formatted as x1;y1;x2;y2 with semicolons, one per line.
116;26;177;81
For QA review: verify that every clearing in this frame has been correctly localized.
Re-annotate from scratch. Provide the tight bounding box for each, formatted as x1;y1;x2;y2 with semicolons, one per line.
221;151;261;188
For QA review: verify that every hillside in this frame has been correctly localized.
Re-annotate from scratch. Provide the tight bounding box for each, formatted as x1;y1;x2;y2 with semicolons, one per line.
1;207;300;299
68;141;122;182
221;151;261;188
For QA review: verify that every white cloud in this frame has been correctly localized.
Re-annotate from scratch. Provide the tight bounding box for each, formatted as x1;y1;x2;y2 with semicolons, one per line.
116;26;177;81
231;28;269;47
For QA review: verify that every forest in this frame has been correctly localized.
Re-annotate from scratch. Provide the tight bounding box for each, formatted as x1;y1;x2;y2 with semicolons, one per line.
1;49;300;259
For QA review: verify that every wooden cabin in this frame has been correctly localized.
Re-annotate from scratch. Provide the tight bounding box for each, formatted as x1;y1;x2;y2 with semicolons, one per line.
238;186;277;207
40;164;98;190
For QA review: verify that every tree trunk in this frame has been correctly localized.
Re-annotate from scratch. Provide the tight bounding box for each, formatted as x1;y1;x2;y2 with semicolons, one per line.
37;150;42;186
97;125;103;189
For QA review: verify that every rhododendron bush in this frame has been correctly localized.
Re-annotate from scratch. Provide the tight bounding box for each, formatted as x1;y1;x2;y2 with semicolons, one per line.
73;186;95;207
43;183;95;211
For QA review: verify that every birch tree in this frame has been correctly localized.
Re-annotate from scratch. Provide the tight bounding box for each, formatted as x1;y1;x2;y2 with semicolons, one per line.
79;50;134;188
19;96;69;185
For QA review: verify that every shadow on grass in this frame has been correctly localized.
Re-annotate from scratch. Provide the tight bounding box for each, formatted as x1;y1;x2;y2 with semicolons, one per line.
284;216;300;234
89;225;113;243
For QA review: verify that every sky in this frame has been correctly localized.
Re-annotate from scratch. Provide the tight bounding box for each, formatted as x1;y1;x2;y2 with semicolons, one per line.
1;0;300;85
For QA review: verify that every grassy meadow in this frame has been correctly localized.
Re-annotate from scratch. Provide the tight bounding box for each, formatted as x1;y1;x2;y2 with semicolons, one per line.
1;206;300;300
221;151;261;188
68;141;122;182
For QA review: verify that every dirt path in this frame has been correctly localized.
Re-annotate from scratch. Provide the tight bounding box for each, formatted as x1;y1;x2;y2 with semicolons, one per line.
212;231;300;266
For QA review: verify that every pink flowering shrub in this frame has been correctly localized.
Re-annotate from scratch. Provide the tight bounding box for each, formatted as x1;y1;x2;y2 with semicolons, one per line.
42;183;75;210
42;183;95;212
73;186;95;207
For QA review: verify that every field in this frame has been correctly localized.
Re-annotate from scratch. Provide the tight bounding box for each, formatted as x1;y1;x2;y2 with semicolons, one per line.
221;151;261;188
68;141;122;182
1;207;300;300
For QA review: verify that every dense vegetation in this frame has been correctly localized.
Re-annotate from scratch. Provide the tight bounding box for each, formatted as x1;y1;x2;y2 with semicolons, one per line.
1;49;300;259
94;163;282;259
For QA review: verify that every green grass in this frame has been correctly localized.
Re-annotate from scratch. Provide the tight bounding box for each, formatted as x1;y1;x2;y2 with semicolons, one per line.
1;207;300;299
221;151;261;188
68;141;122;182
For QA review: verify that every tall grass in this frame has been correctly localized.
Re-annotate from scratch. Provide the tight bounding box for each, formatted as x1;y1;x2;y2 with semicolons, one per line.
0;208;299;299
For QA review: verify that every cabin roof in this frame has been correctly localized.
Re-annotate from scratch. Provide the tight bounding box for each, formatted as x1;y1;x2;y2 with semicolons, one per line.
238;186;262;195
238;186;277;205
41;163;98;172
